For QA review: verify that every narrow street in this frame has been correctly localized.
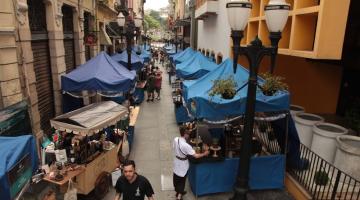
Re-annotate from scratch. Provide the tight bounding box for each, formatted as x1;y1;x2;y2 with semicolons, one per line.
103;62;232;200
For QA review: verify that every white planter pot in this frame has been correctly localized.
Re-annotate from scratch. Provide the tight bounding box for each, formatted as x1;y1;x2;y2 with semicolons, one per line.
290;104;305;118
311;123;348;164
294;113;324;148
334;135;360;181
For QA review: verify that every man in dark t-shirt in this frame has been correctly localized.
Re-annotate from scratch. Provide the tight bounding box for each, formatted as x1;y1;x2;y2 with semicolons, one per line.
114;160;154;200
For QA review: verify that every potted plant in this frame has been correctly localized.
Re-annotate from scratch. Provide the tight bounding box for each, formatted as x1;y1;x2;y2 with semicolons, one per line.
314;170;329;186
209;76;237;99
259;72;288;96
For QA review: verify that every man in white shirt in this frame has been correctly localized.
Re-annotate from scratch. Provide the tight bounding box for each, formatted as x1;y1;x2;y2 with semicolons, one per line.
172;126;209;200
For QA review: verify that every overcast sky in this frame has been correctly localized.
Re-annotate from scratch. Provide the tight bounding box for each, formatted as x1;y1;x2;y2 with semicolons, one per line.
144;0;168;11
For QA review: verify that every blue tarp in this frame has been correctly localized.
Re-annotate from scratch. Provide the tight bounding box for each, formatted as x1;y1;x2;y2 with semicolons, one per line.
139;51;151;63
0;135;38;200
163;44;175;50
174;48;196;64
176;52;218;79
175;105;194;124
133;44;150;52
62;51;136;92
169;47;194;62
188;155;285;196
185;58;290;121
166;48;182;56
111;51;144;71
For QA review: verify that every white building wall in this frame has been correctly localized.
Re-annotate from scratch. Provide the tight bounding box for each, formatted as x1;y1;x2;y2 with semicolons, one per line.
197;0;231;59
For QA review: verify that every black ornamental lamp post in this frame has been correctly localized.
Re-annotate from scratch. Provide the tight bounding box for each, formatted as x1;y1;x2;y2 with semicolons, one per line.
226;0;290;200
116;8;142;70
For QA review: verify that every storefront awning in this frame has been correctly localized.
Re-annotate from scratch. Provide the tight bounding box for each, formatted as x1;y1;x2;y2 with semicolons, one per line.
100;26;112;46
50;101;128;136
106;22;123;38
174;18;191;27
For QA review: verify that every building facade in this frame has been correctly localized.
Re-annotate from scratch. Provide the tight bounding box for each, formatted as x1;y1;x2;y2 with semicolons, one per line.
0;0;143;149
194;0;359;116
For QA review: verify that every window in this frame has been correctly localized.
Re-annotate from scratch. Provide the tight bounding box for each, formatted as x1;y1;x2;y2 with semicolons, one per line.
217;53;223;64
210;51;216;62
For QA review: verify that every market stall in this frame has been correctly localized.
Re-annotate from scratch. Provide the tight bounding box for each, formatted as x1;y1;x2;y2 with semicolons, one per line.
61;51;136;112
111;51;144;71
43;101;129;195
172;47;195;64
182;59;298;196
172;51;218;123
133;81;147;104
176;52;218;80
0;135;38;200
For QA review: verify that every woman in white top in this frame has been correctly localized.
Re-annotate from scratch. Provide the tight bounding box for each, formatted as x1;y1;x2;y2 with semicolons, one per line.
172;126;209;200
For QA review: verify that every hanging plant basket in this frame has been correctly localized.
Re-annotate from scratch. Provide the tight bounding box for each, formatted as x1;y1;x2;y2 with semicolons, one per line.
262;90;277;96
209;76;237;100
221;92;235;99
260;72;288;96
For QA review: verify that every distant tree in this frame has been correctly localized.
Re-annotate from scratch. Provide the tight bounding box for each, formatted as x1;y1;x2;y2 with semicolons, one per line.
144;14;160;29
149;10;167;29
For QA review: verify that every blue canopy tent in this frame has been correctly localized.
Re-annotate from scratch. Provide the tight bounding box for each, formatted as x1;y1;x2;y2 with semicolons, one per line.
174;48;196;64
133;44;151;52
111;51;144;71
165;47;182;56
62;51;136;92
183;58;296;196
139;51;151;63
169;47;193;63
0;135;38;200
61;51;136;112
163;44;175;50
185;58;290;121
176;52;218;80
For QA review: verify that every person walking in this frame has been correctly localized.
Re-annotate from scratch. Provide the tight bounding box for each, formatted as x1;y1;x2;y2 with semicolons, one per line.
146;72;155;102
154;69;162;100
172;126;209;200
114;160;155;200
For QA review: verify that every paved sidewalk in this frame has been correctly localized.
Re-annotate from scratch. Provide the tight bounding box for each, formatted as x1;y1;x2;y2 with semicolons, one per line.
103;62;293;200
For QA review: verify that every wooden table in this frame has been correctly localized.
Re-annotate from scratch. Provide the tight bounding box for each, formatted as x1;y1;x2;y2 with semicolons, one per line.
43;166;85;186
129;106;140;126
43;145;119;195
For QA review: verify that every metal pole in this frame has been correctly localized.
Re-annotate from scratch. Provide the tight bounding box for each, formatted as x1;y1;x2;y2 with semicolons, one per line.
126;27;132;70
175;29;178;53
231;37;268;200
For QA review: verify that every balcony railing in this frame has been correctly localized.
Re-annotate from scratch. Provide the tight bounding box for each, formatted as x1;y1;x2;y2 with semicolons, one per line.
288;143;360;200
195;0;206;10
195;0;218;20
253;116;360;200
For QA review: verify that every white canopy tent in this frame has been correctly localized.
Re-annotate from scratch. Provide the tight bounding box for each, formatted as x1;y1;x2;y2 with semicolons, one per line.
50;101;128;136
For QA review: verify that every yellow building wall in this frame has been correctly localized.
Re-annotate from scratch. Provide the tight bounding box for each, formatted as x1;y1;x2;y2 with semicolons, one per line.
237;55;342;114
83;0;95;12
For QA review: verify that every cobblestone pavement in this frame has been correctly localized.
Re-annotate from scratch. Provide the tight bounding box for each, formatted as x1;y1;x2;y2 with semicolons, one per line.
103;62;294;200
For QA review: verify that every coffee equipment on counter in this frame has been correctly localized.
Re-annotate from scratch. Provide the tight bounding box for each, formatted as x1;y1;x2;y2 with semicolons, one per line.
54;161;64;181
210;138;221;157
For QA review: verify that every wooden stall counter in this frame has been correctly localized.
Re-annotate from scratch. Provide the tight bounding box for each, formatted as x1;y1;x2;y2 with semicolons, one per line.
74;144;119;194
43;166;85;186
43;144;119;195
129;106;140;126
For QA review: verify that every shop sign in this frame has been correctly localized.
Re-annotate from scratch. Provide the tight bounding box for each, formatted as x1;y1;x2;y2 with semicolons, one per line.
85;33;98;46
7;154;32;199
